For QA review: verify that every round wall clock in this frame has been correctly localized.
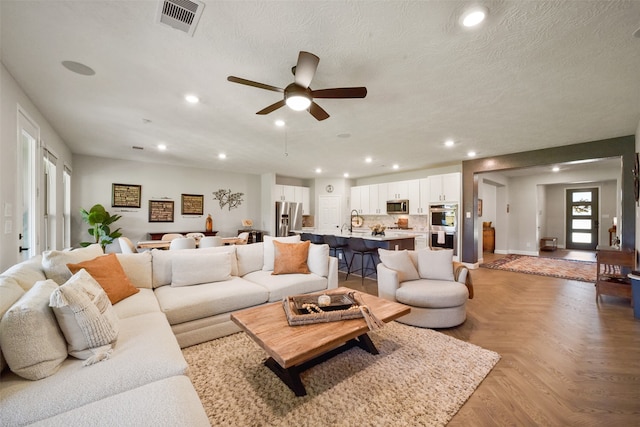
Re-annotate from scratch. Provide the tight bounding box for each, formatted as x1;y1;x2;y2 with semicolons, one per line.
325;184;334;193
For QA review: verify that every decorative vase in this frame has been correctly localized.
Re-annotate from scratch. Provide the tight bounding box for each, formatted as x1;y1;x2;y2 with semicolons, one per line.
205;214;213;232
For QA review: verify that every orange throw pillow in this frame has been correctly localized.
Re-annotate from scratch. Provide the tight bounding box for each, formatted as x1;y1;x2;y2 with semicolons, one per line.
272;240;311;275
67;253;139;304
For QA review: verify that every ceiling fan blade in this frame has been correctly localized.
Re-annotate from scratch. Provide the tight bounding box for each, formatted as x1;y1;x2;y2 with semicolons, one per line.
256;100;286;115
293;51;319;89
227;76;284;93
311;87;368;98
308;102;330;121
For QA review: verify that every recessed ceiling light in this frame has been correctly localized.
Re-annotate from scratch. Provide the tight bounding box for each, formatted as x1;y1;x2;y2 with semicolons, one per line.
218;153;226;159
61;60;95;76
275;120;285;127
444;139;455;147
315;168;322;174
344;172;349;178
365;157;372;163
460;6;488;27
467;151;476;157
552;166;560;172
158;144;167;151
185;94;199;104
392;164;399;170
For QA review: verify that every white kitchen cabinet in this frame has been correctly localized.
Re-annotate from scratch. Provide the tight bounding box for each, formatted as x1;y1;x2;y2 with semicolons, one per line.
351;186;364;214
376;183;388;214
387;180;410;200
301;187;310;215
408;180;422;214
275;185;311;213
428;173;460;203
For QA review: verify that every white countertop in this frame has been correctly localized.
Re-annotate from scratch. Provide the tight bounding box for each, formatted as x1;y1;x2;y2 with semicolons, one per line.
313;230;417;241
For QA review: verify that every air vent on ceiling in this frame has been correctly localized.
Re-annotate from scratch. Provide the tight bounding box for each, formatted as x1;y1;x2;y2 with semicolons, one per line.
156;0;205;37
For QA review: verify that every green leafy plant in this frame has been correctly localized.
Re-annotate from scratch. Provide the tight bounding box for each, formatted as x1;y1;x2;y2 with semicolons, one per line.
80;204;122;250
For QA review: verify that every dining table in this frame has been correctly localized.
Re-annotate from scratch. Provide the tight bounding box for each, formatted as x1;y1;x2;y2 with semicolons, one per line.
136;237;244;250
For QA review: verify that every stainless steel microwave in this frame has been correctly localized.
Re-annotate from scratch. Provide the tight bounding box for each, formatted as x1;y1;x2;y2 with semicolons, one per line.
386;200;409;214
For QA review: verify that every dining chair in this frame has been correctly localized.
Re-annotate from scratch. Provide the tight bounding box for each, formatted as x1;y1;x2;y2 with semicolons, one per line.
186;232;205;242
236;232;250;245
169;237;196;250
118;236;138;254
162;233;184;241
199;236;223;248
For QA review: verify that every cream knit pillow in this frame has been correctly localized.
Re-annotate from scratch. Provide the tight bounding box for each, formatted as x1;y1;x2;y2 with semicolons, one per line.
42;244;104;285
0;280;67;380
49;269;119;365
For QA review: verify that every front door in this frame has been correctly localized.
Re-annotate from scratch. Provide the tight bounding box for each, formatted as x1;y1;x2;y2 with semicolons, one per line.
565;188;599;250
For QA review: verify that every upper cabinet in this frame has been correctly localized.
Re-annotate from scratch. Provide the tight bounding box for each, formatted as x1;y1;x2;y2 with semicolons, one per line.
275;184;310;214
428;173;460;203
387;180;410;200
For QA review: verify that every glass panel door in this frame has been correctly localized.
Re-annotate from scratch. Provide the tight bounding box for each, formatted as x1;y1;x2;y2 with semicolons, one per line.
565;188;599;250
17;110;39;261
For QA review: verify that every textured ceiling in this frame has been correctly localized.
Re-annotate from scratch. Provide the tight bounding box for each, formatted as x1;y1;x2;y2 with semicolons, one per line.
1;1;639;179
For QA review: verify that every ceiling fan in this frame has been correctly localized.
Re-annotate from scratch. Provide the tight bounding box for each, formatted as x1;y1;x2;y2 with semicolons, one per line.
227;51;367;121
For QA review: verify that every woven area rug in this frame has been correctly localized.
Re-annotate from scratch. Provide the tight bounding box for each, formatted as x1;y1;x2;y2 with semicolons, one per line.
183;322;500;426
480;254;596;282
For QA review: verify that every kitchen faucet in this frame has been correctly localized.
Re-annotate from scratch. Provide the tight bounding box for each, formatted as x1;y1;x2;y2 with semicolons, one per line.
350;209;359;233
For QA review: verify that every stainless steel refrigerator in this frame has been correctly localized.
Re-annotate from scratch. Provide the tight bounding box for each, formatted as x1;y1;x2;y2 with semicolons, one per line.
275;201;303;237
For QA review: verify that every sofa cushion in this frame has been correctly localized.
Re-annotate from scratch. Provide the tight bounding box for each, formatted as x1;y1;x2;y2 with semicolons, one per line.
49;269;119;362
0;255;46;291
236;242;264;276
154;277;269;324
0;311;188;426
272;240;310;275
0;277;25;372
116;251;152;289
42;244;104;285
0;280;67;380
417;248;455;281
112;289;160;319
262;235;301;271
243;270;328;302
307;243;330;277
396;279;469;308
152;246;238;288
378;249;420;282
171;251;232;287
67;254;140;304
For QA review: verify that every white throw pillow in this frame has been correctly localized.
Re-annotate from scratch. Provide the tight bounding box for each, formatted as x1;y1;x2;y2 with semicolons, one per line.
262;235;301;271
236;242;264;276
378;249;420;282
42;244;104;285
49;269;119;364
307;243;329;277
116;252;153;289
0;277;26;373
0;280;68;380
417;248;455;281
171;251;232;287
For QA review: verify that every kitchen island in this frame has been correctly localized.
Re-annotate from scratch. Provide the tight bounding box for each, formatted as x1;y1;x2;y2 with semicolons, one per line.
298;230;416;280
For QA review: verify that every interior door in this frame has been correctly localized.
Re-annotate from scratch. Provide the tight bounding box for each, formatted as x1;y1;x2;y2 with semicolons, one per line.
17;110;40;261
318;195;341;233
565;188;599;250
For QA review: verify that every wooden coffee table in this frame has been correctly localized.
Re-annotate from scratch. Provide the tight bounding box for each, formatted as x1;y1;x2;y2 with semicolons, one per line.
230;287;410;396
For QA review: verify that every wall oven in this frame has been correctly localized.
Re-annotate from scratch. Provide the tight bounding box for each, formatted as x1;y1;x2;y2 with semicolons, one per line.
429;204;458;254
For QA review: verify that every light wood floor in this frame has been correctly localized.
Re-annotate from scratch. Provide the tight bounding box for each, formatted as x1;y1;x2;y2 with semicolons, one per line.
340;252;640;426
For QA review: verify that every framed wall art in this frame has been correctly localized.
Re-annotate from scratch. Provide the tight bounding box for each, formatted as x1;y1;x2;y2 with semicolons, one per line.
112;183;141;208
149;200;174;222
181;194;204;215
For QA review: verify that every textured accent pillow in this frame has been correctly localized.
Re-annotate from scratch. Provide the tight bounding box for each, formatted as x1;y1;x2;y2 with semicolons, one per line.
49;269;119;363
42;244;104;285
67;253;140;304
378;249;420;282
272;240;311;275
0;280;67;380
116;252;153;289
262;235;301;271
417;248;455;281
0;277;26;373
307;243;329;277
171;251;232;287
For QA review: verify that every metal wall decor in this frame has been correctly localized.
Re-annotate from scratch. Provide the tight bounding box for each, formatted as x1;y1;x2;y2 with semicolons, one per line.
213;189;244;211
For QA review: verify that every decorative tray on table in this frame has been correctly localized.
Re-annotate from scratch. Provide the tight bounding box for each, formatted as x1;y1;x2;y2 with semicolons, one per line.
292;293;357;314
282;291;363;326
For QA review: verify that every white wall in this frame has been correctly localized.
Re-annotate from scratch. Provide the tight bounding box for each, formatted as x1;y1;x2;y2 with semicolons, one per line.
0;64;73;271
72;155;262;251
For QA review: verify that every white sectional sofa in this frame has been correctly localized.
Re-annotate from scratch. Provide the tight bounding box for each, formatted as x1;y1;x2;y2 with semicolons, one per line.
0;237;337;426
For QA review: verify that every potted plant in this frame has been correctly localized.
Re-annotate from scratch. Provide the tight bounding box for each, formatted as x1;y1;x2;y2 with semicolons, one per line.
80;204;122;250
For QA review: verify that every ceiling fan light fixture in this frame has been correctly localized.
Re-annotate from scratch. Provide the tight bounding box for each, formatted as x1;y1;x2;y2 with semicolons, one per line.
286;94;311;111
460;6;488;27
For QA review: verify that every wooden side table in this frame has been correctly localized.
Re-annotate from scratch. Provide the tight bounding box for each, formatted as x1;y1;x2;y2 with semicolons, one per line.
595;247;634;303
540;237;558;251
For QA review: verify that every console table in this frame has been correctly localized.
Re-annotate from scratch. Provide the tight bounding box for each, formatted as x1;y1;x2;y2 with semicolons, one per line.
148;231;217;240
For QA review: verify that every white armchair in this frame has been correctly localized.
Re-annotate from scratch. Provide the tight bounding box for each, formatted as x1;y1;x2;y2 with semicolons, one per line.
377;248;473;328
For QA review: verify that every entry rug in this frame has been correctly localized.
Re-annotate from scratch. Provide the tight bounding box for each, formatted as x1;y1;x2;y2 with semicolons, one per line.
183;321;500;427
481;254;596;282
